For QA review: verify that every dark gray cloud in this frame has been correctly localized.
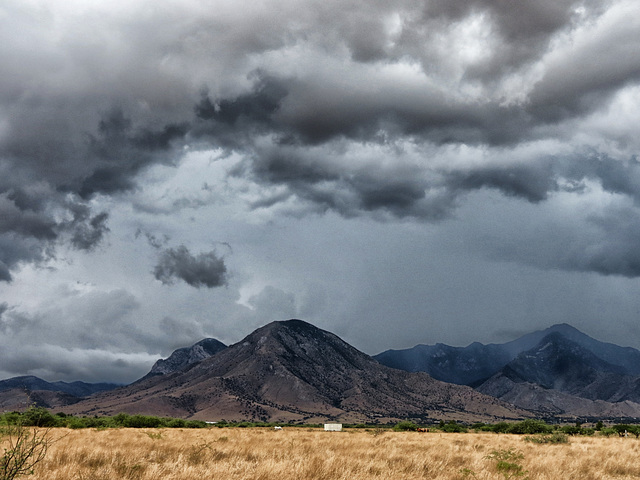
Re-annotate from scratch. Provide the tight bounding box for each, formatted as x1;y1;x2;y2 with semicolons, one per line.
77;109;189;199
0;302;8;328
0;0;638;285
154;245;228;288
0;185;111;280
0;105;187;280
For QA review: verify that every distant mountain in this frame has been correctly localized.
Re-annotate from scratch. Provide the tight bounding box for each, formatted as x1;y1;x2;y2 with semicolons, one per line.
0;375;119;397
501;324;640;376
143;338;227;378
374;323;640;386
65;319;526;423
374;342;511;386
477;333;640;408
0;375;119;410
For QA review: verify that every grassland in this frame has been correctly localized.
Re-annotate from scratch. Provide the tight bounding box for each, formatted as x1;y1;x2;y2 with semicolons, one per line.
11;427;640;480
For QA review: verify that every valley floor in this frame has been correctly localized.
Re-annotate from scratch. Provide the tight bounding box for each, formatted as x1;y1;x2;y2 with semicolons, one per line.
20;428;640;479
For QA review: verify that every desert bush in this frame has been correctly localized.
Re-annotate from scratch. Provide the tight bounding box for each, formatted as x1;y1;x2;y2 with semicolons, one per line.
485;448;529;479
506;419;551;435
0;424;51;480
165;418;186;428
19;408;57;429
184;420;207;428
488;422;511;433
393;421;418;431
524;432;569;444
122;415;163;428
611;424;639;437
439;421;468;433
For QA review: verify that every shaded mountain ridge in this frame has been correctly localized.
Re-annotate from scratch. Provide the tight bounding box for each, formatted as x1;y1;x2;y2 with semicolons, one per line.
0;375;120;410
374;323;640;386
376;323;640;418
476;332;640;416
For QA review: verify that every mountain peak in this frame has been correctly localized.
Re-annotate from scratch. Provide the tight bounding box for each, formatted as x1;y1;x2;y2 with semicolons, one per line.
147;337;227;377
260;318;323;335
546;323;581;334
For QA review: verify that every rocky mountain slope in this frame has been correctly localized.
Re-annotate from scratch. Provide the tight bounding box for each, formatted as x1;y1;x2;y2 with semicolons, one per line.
65;320;527;423
142;338;227;379
476;333;640;417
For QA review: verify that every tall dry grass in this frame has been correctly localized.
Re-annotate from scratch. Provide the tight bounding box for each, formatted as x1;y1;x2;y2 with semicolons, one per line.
19;428;640;479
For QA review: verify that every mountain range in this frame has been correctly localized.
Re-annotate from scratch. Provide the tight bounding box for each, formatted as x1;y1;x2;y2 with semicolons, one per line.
376;324;640;419
374;323;640;384
0;375;119;410
62;320;525;423
2;320;640;422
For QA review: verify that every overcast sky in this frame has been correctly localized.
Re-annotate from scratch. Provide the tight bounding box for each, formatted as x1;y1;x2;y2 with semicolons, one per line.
1;0;640;383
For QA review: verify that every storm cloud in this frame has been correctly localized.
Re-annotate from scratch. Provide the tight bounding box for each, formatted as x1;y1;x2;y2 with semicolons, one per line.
154;245;228;289
1;0;639;279
1;0;640;382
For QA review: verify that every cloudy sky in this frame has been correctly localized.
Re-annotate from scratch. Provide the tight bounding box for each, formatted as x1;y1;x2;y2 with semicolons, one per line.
1;0;640;384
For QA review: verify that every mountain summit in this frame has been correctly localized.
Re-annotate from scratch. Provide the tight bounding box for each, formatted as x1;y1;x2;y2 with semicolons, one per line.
66;319;525;423
145;338;227;377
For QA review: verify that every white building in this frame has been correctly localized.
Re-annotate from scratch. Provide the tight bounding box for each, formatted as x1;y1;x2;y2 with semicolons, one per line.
324;423;343;431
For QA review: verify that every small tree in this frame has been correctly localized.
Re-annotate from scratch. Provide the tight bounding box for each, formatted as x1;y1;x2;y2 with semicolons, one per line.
20;408;56;428
507;419;551;435
1;423;51;480
440;420;468;433
393;421;418;431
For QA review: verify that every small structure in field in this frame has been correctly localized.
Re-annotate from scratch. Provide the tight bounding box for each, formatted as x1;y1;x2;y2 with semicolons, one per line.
324;423;343;432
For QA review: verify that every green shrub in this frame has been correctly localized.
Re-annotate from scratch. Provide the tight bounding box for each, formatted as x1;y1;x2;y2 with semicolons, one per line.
111;413;130;427
184;420;207;429
524;432;569;444
489;422;512;433
166;418;186;428
485;449;529;479
0;413;20;426
123;415;163;428
20;407;57;428
560;425;582;435
599;427;616;437
66;418;88;429
507;419;552;435
439;421;468;433
393;421;418;432
611;424;639;437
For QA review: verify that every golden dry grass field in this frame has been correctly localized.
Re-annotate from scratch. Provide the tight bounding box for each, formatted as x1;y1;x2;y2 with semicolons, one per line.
16;427;640;480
